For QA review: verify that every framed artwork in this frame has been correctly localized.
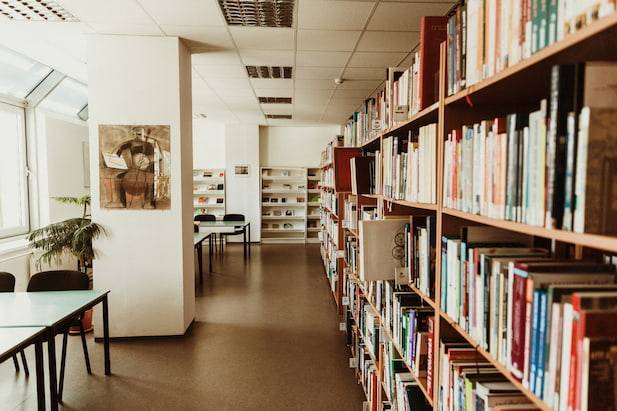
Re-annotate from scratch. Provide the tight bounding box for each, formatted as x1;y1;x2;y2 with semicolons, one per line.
234;165;249;177
98;124;171;209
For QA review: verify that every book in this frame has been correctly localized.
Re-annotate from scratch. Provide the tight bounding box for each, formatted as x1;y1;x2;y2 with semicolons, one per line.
418;16;448;109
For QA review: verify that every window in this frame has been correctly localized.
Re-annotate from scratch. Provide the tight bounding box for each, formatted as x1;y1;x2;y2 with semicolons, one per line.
0;46;51;99
38;77;87;117
0;102;29;238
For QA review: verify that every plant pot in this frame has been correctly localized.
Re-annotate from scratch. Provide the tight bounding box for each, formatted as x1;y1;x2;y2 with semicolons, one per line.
69;308;93;335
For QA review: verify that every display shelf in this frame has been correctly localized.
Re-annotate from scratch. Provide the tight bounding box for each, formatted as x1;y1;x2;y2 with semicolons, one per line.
193;168;225;218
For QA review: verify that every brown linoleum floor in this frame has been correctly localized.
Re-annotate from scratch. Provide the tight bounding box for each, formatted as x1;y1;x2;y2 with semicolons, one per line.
1;244;364;410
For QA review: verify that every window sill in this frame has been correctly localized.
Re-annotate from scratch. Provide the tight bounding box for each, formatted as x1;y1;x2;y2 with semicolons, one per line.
0;236;31;261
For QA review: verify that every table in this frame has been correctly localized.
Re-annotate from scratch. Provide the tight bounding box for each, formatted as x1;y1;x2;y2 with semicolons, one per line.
193;232;213;282
0;290;111;410
0;327;47;410
198;221;251;258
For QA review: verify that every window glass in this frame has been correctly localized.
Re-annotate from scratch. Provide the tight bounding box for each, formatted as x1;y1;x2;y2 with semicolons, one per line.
0;46;51;98
0;103;29;238
38;77;87;117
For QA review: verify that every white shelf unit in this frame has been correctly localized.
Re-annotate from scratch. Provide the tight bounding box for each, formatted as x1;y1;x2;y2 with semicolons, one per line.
306;167;322;243
260;166;307;243
193;168;226;219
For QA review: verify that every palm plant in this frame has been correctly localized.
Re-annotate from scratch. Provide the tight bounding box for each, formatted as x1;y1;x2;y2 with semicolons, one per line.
28;195;105;273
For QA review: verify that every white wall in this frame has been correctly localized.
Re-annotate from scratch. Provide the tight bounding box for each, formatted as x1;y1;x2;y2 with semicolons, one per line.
88;35;194;337
225;124;260;242
259;125;340;167
193;119;226;169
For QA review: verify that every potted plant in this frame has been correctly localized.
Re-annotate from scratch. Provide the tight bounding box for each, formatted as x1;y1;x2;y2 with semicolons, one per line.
28;195;105;332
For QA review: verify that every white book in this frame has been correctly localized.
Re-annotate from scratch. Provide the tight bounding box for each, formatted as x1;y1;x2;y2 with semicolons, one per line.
558;303;574;411
573;107;590;233
544;302;563;407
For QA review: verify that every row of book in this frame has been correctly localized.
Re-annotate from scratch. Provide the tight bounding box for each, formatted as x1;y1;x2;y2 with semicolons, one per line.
440;224;617;410
381;123;438;204
446;0;616;95
402;215;437;298
439;341;542;411
443;62;617;234
343;16;446;147
320;190;338;216
351;155;378;196
383;341;433;411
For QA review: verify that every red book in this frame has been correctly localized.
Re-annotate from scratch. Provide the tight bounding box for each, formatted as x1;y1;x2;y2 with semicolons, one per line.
418;16;447;110
426;317;434;398
569;292;617;411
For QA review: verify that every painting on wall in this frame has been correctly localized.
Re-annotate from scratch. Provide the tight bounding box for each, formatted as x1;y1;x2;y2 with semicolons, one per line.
99;125;171;209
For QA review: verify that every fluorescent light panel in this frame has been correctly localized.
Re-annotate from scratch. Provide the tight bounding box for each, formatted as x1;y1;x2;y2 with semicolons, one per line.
218;0;295;28
246;65;292;79
0;0;78;21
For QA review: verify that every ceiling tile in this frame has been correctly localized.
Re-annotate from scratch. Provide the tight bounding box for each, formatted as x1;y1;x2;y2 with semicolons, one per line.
137;0;225;26
193;50;242;65
260;104;293;115
193;65;248;79
298;0;374;30
337;79;382;90
296;51;351;67
250;79;293;89
207;78;252;89
347;51;406;68
253;89;293;98
239;49;295;66
56;0;153;24
294;89;332;99
367;2;453;31
88;22;163;35
333;88;375;98
267;119;296;126
343;67;386;80
295;79;337;90
297;30;361;51
221;97;260;111
357;31;419;52
230;27;294;50
295;66;344;80
235;111;266;124
161;26;233;48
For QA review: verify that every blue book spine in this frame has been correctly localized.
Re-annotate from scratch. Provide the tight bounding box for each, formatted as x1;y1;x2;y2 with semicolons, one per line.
529;289;540;392
441;236;448;312
535;291;548;397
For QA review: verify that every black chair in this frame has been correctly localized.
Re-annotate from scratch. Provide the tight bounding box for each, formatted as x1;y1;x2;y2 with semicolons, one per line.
220;214;247;254
0;272;29;376
27;270;91;400
194;213;218;250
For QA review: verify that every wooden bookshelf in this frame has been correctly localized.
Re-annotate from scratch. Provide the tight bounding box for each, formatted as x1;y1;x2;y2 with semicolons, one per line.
320;13;617;411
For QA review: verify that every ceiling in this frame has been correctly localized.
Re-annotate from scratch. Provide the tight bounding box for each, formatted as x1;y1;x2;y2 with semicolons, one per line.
0;0;454;126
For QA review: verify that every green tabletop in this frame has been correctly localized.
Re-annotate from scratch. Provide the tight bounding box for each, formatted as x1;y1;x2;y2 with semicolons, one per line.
193;232;211;245
0;327;46;360
0;290;109;328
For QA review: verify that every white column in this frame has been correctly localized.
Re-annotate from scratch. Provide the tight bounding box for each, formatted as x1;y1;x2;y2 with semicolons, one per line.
88;35;194;337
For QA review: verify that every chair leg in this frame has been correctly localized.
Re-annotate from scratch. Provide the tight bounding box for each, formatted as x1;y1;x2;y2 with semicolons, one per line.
79;321;92;374
58;331;69;402
12;354;20;372
20;350;29;377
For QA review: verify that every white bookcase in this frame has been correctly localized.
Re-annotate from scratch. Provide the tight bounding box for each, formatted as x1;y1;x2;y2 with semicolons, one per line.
193;168;226;219
306;167;322;243
260;166;307;243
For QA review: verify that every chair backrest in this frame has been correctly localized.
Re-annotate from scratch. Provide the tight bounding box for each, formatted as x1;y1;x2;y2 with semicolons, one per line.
194;214;216;222
27;270;89;292
0;272;16;293
223;214;245;222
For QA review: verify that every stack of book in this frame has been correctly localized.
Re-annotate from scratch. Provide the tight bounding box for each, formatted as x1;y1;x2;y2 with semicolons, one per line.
344;90;387;147
443;62;617;234
382;123;437;204
446;0;616;95
403;215;437;297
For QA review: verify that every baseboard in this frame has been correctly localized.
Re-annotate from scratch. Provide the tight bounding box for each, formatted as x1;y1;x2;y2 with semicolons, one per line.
94;319;195;342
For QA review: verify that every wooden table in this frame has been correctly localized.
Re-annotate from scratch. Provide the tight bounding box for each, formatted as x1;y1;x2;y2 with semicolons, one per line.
0;290;111;410
198;220;251;258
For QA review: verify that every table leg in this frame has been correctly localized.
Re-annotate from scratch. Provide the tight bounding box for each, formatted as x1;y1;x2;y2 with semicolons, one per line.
198;242;203;284
208;235;213;272
47;327;58;411
35;339;45;411
243;228;247;258
103;296;111;375
248;223;251;256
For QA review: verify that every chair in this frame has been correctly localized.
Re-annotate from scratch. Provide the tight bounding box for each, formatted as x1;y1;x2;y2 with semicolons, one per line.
220;214;247;253
0;272;29;376
194;213;218;250
27;270;91;400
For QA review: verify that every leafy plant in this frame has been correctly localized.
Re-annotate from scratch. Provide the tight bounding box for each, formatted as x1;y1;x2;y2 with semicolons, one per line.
28;196;105;272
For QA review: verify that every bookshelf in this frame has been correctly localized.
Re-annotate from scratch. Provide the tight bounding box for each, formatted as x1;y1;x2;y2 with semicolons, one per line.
193;168;226;219
307;167;322;243
322;11;617;411
261;166;307;243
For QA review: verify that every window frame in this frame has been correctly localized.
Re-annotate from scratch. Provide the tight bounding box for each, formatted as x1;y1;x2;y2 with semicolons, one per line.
0;99;30;239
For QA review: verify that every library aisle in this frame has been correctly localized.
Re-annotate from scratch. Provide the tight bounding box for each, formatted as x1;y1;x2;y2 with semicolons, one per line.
0;244;364;411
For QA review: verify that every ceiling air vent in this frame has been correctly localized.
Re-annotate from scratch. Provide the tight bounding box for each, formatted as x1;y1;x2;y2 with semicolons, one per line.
246;66;292;79
218;0;295;28
0;0;79;21
258;97;292;104
266;114;292;120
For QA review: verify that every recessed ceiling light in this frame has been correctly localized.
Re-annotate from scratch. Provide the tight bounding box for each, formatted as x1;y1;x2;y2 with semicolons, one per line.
259;97;292;104
0;0;78;21
246;66;292;79
218;0;295;28
266;114;292;119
